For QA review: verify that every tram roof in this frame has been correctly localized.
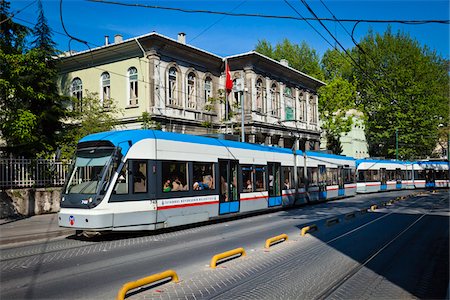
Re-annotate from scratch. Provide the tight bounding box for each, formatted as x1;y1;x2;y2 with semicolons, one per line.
80;129;295;156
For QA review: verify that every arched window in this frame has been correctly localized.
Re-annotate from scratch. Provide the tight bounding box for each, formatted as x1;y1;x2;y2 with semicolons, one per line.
71;78;83;111
299;92;306;121
168;67;179;106
256;78;264;113
204;76;212;103
101;72;110;107
284;86;293;121
128;67;138;106
187;72;196;109
270;83;279;117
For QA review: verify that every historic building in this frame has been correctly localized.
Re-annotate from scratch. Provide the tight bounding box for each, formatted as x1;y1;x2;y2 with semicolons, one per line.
57;32;324;150
320;109;369;158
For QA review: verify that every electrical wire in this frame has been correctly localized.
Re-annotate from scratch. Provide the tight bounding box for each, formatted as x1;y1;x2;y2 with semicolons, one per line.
319;0;365;53
0;0;37;25
189;0;247;43
86;0;449;25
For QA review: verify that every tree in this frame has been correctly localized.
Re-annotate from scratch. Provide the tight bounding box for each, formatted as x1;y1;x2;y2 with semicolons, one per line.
255;38;323;80
0;1;67;158
354;28;449;159
138;112;161;130
0;0;29;54
31;0;56;58
321;48;353;82
318;77;358;154
58;92;123;159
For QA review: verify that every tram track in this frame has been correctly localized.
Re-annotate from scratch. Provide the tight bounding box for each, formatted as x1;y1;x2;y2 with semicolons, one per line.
319;192;448;300
207;193;443;300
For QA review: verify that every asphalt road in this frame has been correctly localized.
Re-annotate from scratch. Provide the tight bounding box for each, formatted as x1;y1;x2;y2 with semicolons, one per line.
0;189;448;299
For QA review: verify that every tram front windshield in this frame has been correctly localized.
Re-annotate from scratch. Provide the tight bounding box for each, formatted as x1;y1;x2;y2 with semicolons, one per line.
65;148;116;195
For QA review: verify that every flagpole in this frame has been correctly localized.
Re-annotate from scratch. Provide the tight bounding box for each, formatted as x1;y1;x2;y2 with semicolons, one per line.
225;59;229;126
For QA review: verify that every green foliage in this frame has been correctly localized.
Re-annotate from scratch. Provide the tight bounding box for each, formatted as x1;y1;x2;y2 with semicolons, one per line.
354;28;449;159
58;92;123;160
0;1;67;158
0;48;68;157
32;0;56;58
318;77;358;154
0;0;29;54
321;48;353;81
139;112;161;130
255;38;324;80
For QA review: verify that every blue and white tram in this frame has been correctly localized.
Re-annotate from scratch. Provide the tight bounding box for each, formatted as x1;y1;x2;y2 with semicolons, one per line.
356;159;408;193
410;161;449;189
304;151;356;202
58;129;356;231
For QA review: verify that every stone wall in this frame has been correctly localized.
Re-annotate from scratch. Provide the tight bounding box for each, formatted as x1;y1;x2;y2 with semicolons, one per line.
0;188;61;219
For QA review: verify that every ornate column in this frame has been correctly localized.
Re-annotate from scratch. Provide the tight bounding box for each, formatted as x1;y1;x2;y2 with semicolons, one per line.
146;49;160;110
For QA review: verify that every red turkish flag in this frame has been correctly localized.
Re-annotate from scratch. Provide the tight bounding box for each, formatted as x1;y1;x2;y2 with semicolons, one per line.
225;62;233;93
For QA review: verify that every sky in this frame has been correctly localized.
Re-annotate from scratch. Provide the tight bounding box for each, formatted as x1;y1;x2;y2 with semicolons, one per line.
9;0;450;59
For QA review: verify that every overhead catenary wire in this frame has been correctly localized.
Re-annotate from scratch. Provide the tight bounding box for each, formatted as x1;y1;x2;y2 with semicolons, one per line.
0;0;37;25
319;0;365;53
85;0;450;25
189;0;247;43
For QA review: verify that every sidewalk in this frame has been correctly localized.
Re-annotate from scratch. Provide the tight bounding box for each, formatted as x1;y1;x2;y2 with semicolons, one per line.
0;213;75;246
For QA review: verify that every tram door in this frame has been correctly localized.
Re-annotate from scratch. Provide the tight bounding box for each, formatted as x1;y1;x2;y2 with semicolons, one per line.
425;169;435;188
219;160;240;215
338;166;345;196
268;162;282;207
395;168;402;189
318;165;327;200
380;168;387;190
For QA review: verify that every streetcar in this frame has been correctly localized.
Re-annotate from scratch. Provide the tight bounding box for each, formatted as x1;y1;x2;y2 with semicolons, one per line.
58;129;356;231
357;159;449;192
356;159;409;193
408;160;449;189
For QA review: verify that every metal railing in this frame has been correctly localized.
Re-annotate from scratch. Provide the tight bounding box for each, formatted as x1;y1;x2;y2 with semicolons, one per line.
0;158;72;189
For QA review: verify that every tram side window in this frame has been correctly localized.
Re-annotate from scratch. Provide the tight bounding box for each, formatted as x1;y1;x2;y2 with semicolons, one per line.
193;162;215;190
435;170;448;180
132;161;147;193
415;170;425;180
318;165;327;185
308;167;318;186
326;168;339;185
358;171;365;182
242;165;253;192
254;166;266;191
297;167;305;188
114;162;129;194
406;170;412;180
162;161;189;192
368;170;379;181
282;166;292;190
344;169;354;184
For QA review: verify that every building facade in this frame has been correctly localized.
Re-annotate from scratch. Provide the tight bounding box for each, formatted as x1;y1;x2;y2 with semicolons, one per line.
320;109;369;158
57;32;324;150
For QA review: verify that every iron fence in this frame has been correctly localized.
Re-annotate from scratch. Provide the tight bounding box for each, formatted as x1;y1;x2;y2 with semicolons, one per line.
0;158;72;189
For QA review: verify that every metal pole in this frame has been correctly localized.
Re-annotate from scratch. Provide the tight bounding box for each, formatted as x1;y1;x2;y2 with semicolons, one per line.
241;91;245;142
395;128;398;160
303;146;309;204
292;138;298;206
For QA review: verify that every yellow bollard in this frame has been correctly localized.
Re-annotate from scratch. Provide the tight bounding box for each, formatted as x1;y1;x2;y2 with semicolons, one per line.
300;224;318;236
210;248;246;268
116;269;179;300
265;234;288;249
326;217;339;226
